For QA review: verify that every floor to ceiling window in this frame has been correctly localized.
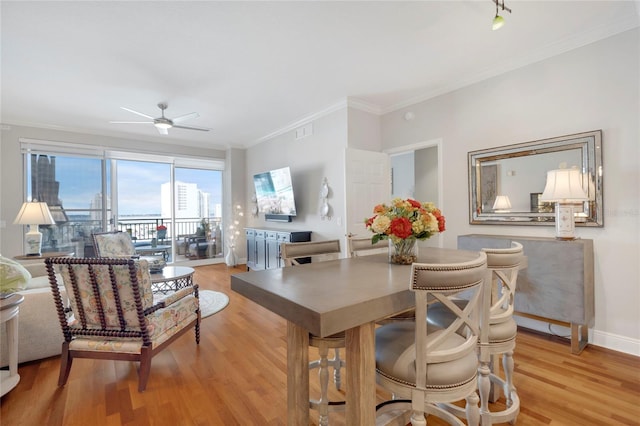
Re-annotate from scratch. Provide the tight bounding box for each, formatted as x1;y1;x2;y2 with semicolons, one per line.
20;139;225;265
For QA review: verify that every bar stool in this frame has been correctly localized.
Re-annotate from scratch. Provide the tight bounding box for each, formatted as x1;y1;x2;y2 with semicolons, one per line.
375;252;488;426
280;240;344;426
427;241;524;425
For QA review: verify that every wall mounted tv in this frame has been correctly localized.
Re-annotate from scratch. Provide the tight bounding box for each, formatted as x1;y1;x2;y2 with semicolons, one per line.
253;166;297;222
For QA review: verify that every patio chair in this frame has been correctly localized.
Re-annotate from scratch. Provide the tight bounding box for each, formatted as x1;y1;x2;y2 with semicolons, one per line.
45;257;200;392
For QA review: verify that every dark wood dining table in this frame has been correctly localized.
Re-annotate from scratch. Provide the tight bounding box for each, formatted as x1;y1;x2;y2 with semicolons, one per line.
230;247;483;425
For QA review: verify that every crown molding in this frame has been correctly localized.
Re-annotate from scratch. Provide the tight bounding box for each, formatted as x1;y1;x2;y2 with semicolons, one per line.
248;99;350;146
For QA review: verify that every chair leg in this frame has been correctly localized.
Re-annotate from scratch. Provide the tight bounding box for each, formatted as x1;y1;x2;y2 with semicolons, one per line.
489;353;501;403
502;350;516;407
195;313;201;344
58;342;73;387
138;346;153;392
331;348;343;390
478;361;492;426
465;392;480;426
316;344;330;426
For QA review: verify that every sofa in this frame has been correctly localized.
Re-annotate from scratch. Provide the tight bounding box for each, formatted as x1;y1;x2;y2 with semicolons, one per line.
0;262;65;367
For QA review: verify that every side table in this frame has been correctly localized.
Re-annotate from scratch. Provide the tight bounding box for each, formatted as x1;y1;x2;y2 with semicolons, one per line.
150;266;195;294
1;293;25;396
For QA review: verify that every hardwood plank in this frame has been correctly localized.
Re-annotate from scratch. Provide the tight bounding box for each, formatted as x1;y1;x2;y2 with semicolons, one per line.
1;263;638;426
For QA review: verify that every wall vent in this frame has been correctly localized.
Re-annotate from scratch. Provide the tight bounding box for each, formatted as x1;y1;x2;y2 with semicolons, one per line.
295;123;313;140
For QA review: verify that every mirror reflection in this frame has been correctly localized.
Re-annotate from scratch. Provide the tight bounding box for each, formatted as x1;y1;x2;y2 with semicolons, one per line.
468;130;603;226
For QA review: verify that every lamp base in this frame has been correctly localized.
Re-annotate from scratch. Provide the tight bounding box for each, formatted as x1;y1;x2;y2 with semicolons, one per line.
24;227;43;257
554;203;576;240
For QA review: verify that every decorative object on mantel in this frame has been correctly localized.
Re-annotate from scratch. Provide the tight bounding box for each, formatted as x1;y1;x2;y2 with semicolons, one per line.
13;200;56;257
541;167;589;240
365;198;446;265
320;177;331;220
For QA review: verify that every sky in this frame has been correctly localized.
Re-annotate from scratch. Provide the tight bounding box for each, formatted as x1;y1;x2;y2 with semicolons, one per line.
34;156;222;216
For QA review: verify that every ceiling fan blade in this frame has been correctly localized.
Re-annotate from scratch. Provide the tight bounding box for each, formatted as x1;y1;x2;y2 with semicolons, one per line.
157;126;169;135
172;112;199;123
109;121;153;124
121;107;155;119
173;124;210;132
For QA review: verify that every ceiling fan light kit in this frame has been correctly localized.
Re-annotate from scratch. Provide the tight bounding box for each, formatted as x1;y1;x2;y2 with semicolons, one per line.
491;0;511;31
110;102;210;135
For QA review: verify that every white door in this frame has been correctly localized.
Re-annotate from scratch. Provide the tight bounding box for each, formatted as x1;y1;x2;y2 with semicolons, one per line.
344;148;391;239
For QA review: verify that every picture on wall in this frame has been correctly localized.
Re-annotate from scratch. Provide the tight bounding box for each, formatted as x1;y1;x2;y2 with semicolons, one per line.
480;164;497;212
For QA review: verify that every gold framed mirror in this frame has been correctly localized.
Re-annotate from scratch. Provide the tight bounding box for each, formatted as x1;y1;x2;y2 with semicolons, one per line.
468;130;603;226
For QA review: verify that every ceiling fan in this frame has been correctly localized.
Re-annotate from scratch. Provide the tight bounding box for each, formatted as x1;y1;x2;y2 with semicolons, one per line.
110;102;210;135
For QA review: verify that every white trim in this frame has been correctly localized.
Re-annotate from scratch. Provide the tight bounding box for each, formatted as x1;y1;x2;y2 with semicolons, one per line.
592;329;640;357
20;138;106;157
250;99;348;145
19;138;224;170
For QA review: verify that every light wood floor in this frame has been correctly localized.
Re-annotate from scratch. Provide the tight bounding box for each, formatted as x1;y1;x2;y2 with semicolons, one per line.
1;264;639;425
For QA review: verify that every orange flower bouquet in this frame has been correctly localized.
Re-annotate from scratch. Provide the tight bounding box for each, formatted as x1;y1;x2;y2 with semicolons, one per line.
365;198;445;264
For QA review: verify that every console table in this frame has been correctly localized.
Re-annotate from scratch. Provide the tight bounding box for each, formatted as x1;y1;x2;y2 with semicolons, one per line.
245;228;311;270
458;234;594;354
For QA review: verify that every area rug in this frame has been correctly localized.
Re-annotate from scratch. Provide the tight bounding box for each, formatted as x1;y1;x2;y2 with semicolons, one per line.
199;290;230;318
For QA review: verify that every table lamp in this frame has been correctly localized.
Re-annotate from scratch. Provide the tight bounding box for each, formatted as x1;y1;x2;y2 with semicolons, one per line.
540;168;588;240
13;200;55;256
492;195;512;213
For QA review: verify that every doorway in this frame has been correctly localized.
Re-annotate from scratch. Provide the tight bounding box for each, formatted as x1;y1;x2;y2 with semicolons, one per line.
385;138;443;248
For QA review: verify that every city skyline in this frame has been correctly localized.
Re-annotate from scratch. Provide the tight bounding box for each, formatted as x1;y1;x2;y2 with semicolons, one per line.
36;156;223;216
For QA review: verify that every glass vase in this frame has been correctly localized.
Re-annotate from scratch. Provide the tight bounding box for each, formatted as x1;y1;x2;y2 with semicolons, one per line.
389;238;418;265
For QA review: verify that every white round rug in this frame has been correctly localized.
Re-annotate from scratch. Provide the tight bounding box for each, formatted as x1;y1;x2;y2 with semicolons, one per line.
199;290;230;318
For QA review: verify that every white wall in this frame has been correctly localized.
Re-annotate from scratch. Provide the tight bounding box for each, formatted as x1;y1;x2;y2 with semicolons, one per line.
0;125;226;257
244;109;349;256
380;28;640;355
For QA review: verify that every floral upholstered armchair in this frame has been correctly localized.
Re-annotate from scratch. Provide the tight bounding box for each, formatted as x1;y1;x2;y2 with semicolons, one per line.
92;231;137;257
92;231;166;272
45;257;200;392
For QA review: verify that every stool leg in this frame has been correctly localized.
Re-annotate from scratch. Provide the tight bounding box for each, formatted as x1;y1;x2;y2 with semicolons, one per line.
332;348;343;390
503;350;516;407
317;344;330;426
478;361;492;426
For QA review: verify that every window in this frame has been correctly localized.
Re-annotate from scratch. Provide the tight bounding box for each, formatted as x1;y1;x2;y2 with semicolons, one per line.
20;139;224;264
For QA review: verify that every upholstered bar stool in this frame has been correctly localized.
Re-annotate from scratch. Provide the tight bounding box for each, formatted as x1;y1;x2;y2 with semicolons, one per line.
428;241;524;425
375;252;487;426
280;240;344;426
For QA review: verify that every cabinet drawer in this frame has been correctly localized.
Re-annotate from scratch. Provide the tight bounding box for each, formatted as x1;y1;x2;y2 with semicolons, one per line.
255;230;266;238
277;233;291;242
266;231;278;240
245;229;255;237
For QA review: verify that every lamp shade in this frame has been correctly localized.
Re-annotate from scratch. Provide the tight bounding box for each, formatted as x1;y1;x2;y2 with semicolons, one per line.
13;201;55;256
540;169;588;202
492;195;512;211
13;201;55;226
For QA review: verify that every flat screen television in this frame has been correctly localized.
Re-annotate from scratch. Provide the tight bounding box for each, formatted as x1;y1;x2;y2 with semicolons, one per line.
253;166;297;221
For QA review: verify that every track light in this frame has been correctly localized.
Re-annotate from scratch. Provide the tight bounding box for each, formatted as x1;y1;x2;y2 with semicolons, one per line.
492;0;511;31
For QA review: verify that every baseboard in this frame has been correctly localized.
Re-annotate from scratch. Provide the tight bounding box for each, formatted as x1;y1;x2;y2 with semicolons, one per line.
516;316;640;357
591;330;640;357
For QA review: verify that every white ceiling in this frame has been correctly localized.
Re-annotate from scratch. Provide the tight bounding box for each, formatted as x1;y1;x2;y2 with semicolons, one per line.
2;1;638;150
